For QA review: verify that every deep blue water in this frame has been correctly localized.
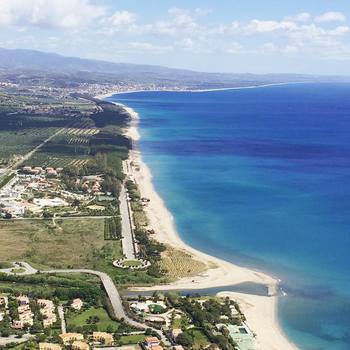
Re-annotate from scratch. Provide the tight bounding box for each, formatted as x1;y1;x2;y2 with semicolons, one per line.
108;83;350;350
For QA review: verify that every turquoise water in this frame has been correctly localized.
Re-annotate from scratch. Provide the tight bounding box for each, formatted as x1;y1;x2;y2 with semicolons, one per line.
108;83;350;350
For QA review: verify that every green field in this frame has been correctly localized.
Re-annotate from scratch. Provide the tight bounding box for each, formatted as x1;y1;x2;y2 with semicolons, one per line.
189;329;210;349
119;334;145;345
67;307;119;332
0;218;122;270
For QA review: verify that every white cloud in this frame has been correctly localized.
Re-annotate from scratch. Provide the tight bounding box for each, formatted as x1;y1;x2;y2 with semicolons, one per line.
285;12;311;23
315;12;346;23
227;42;244;54
244;19;297;34
128;42;173;54
0;0;106;28
108;11;137;28
329;26;350;36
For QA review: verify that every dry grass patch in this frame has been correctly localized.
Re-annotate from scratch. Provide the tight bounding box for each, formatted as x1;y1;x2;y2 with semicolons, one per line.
159;246;207;280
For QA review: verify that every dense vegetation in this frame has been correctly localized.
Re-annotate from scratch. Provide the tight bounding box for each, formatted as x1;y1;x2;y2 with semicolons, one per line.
166;293;245;350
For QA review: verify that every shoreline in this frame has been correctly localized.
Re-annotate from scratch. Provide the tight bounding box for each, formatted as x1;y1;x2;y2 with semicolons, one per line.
95;81;305;100
96;95;299;350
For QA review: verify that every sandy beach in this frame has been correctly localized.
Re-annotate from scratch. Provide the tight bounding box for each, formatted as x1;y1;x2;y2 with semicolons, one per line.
97;95;300;350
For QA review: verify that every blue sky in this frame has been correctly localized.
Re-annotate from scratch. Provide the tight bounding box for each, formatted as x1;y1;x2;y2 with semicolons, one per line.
0;0;350;75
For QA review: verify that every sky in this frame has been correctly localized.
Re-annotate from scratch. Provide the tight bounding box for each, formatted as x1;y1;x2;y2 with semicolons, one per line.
0;0;350;75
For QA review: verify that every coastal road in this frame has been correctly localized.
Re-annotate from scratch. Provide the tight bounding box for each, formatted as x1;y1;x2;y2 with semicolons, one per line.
119;176;136;260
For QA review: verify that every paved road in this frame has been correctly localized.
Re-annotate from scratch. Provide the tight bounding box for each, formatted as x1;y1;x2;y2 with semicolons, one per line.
0;262;37;275
119;177;136;260
57;305;66;334
41;269;167;343
0;334;34;346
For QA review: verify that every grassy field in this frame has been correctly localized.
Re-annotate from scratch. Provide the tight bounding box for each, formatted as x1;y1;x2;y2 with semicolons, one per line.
119;334;145;345
189;329;210;349
67;307;119;332
0;218;165;286
0;218;123;270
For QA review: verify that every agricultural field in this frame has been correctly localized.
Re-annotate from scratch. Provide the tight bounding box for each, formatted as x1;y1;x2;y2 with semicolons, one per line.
0;127;60;165
159;246;207;280
0;91;97;167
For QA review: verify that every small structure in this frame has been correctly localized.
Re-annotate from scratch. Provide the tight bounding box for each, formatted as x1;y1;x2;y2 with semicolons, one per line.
16;295;29;305
72;340;90;350
0;295;8;307
39;343;62;350
92;332;114;346
60;333;84;345
171;329;183;341
71;298;83;311
149;346;163;350
144;337;161;350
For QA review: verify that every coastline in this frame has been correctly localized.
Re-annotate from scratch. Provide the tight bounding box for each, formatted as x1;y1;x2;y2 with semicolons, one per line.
94;81;305;100
97;95;299;350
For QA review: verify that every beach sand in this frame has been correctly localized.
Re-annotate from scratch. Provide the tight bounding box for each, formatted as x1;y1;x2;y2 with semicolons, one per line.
99;96;299;350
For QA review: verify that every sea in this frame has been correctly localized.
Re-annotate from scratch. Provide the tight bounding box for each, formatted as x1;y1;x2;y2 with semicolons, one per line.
107;83;350;350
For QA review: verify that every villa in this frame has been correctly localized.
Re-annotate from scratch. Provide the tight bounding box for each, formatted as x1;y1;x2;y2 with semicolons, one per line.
0;295;8;307
60;333;84;345
38;298;57;327
172;346;184;350
72;340;90;350
92;332;114;346
144;337;162;350
16;295;29;305
71;298;83;310
39;343;62;350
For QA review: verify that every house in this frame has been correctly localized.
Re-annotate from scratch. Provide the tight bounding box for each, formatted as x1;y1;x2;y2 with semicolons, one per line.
60;333;84;345
38;298;56;327
149;346;163;350
92;332;114;346
37;299;54;308
71;298;83;310
39;343;62;350
172;346;184;350
18;311;34;326
16;295;29;305
12;320;24;329
18;304;31;313
72;340;90;350
23;166;32;173
43;314;57;328
0;295;8;307
145;337;160;349
171;329;183;341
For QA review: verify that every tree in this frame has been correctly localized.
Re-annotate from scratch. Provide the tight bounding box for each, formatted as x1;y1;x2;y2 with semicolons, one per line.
176;332;193;348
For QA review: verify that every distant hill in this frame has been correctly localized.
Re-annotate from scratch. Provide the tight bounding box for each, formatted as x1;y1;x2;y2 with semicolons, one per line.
0;47;348;88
